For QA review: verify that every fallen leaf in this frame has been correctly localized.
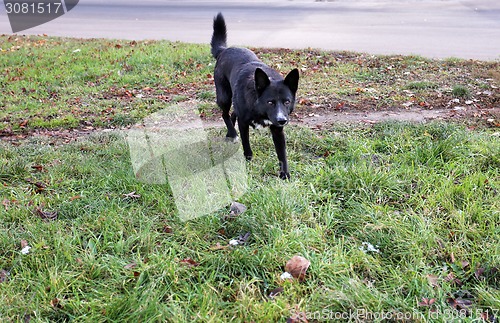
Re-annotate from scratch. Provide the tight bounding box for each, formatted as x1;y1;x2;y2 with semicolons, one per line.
268;286;284;299
450;252;456;263
50;297;63;309
475;267;485;279
229;201;247;217
287;312;309;323
2;199;10;211
427;274;439;287
180;257;199;267
26;178;47;192
285;255;310;282
162;225;173;234
122;191;141;199
210;242;228;251
237;232;251;244
69;195;81;201
124;262;137;270
447;297;473;310
0;269;9;283
31;165;44;172
418;297;436;307
444;272;462;286
35;207;57;221
21;239;29;249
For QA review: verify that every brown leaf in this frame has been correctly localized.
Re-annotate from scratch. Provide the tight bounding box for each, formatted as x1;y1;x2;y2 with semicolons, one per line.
268;287;284;299
0;269;9;283
2;199;10;211
26;178;47;192
31;165;44;172
21;239;29;249
35;207;58;221
444;272;462;286
124;262;137;270
229;201;247;217
69;195;81;201
180;257;199;267
162;225;173;234
475;267;485;279
447;297;473;310
285;256;311;282
427;274;439;288
287;312;308;323
418;297;436;307
210;242;228;251
50;297;62;309
122;191;141;199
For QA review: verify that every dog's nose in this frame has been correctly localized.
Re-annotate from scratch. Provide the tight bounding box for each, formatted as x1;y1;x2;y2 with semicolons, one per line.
276;117;288;126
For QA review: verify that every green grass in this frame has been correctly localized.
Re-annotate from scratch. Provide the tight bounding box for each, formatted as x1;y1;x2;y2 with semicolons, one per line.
0;35;499;322
1;35;499;134
452;85;472;98
1;123;499;322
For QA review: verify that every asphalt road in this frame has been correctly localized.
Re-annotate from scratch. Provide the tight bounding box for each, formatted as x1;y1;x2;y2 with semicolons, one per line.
1;0;499;60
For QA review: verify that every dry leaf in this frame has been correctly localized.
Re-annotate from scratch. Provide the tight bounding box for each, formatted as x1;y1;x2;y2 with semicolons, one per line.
427;274;439;287
285;255;310;282
229;201;247;217
123;191;141;199
180;257;199;267
0;269;9;283
50;297;62;309
124;262;137;270
210;242;228;251
418;297;436;307
268;287;284;299
447;297;473;310
31;165;44;172
35;207;57;221
162;225;173;234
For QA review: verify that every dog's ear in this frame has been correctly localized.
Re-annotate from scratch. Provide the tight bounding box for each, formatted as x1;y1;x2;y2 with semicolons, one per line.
255;68;270;95
284;68;299;94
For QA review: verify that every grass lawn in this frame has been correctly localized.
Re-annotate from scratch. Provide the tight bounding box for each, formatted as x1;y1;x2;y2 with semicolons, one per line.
1;35;499;322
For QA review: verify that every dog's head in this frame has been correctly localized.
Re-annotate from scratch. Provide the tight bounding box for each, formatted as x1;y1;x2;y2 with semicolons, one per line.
255;68;299;127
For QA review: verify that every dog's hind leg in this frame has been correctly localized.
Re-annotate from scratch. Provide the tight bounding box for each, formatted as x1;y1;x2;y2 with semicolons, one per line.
270;125;290;179
215;78;237;139
230;112;237;126
222;109;238;139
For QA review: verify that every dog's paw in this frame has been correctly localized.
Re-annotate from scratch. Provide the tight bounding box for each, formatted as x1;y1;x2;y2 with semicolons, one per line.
225;136;239;143
245;155;253;161
279;171;290;180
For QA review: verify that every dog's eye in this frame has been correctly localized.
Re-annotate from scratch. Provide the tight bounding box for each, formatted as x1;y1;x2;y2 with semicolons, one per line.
267;100;275;106
284;100;291;106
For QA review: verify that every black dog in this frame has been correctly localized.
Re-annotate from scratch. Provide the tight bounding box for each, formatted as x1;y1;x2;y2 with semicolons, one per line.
210;13;299;179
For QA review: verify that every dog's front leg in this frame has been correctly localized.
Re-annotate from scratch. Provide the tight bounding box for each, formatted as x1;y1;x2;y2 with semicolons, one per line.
238;121;253;161
270;125;289;179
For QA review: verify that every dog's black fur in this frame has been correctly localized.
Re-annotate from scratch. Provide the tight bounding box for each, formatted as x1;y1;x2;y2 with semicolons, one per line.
210;13;299;179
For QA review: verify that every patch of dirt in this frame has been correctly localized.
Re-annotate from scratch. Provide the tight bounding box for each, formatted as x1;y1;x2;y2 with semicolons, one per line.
3;105;498;146
293;106;500;128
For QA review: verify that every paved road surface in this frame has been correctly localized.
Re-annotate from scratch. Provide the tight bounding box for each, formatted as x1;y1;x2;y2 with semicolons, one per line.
1;0;499;60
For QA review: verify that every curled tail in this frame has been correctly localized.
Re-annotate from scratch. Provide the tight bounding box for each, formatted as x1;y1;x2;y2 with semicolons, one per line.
211;12;227;59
